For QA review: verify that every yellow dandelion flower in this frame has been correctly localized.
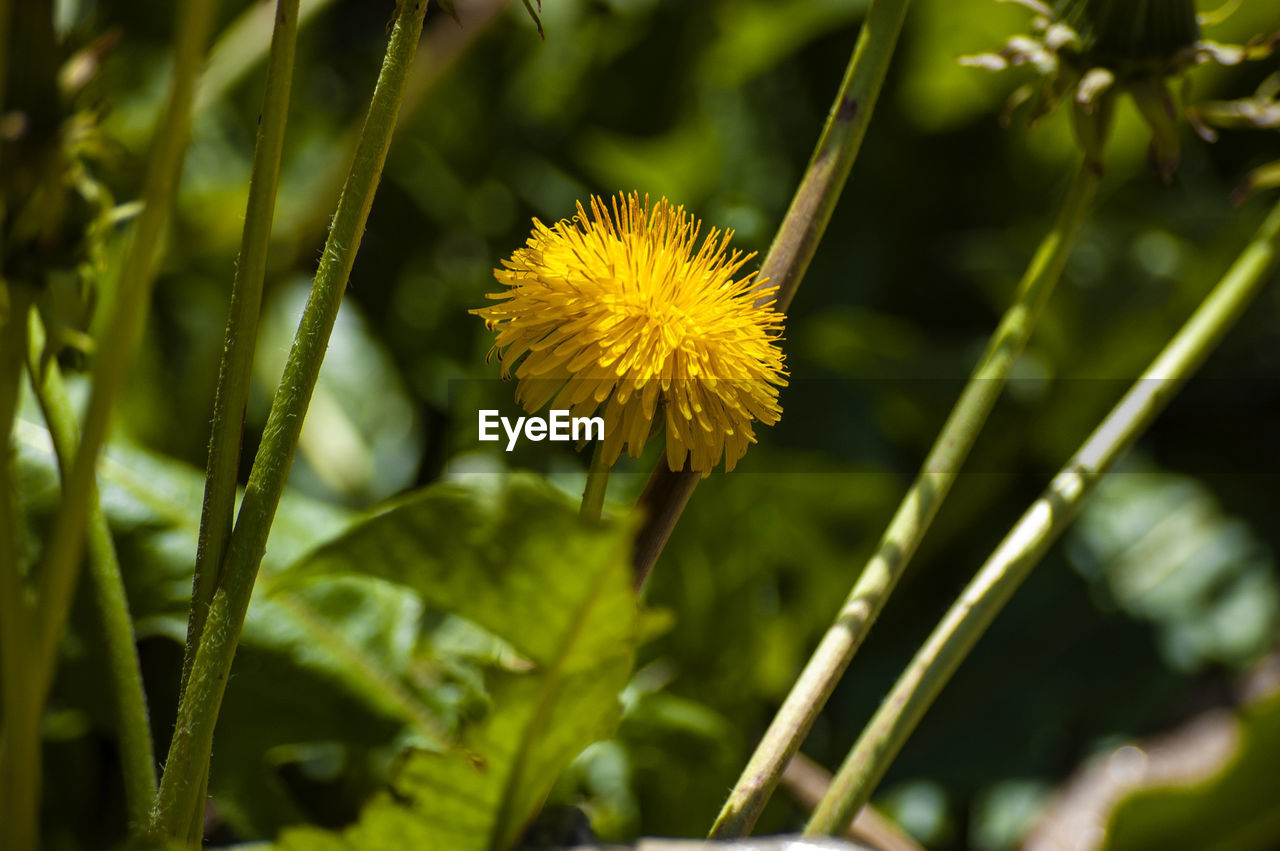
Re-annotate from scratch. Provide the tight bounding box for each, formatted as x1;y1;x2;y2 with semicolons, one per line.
473;192;788;475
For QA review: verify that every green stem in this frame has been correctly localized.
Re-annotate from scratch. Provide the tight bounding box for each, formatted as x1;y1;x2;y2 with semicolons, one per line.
632;0;915;588
631;460;697;589
184;0;301;706
580;441;610;521
710;160;1101;838
147;2;431;840
759;0;913;315
0;285;38;851
24;310;157;829
183;771;209;847
32;0;219;700
805;194;1280;837
179;4;301;837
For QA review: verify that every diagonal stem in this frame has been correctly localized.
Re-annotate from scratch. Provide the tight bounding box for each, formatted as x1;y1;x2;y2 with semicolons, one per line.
147;1;432;841
806;193;1280;837
184;0;301;712
24;310;157;829
179;4;301;837
31;0;219;701
632;0;915;588
710;159;1101;837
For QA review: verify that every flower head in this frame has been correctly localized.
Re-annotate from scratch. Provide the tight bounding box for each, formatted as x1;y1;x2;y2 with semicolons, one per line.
962;0;1279;179
473;192;787;475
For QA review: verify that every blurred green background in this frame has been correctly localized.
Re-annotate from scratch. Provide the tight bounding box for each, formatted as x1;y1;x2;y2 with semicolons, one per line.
13;0;1280;847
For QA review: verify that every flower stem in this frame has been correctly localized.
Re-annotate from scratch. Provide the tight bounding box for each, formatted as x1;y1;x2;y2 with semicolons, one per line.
24;310;156;830
178;5;301;837
184;0;301;707
581;440;610;521
0;285;38;851
632;0;916;588
759;0;914;315
710;160;1101;838
147;1;431;840
805;193;1280;837
632;461;698;589
31;0;219;700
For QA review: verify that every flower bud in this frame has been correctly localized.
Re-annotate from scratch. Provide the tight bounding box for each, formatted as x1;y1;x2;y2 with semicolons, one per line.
965;0;1275;180
1061;0;1199;67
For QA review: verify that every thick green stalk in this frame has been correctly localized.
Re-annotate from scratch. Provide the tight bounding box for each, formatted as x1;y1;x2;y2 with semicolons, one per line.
179;4;300;838
0;286;37;851
32;0;219;697
759;0;914;316
710;160;1100;838
147;2;431;841
806;195;1280;837
632;0;915;587
184;0;301;701
24;310;157;829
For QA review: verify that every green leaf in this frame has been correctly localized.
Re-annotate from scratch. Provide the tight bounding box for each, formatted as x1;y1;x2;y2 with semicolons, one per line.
208;579;430;836
1068;467;1280;672
274;476;640;851
13;409;433;837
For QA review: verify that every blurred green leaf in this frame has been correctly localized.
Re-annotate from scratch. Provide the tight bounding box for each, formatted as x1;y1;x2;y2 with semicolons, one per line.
14;404;434;838
13;401;357;626
254;280;424;505
274;476;640;850
896;0;1039;131
700;0;869;90
1067;465;1280;672
578;112;725;206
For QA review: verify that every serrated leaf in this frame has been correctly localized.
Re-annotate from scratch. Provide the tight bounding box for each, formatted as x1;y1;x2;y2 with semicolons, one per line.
13;411;435;837
271;476;637;672
275;476;640;851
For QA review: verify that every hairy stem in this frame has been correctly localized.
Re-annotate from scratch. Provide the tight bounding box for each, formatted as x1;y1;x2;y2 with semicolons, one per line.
32;0;219;700
147;1;431;840
25;310;156;829
711;160;1101;837
632;0;915;588
184;0;301;705
179;4;301;836
806;194;1280;837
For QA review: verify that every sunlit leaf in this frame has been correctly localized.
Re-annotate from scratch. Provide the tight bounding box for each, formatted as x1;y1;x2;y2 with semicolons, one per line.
274;476;640;850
